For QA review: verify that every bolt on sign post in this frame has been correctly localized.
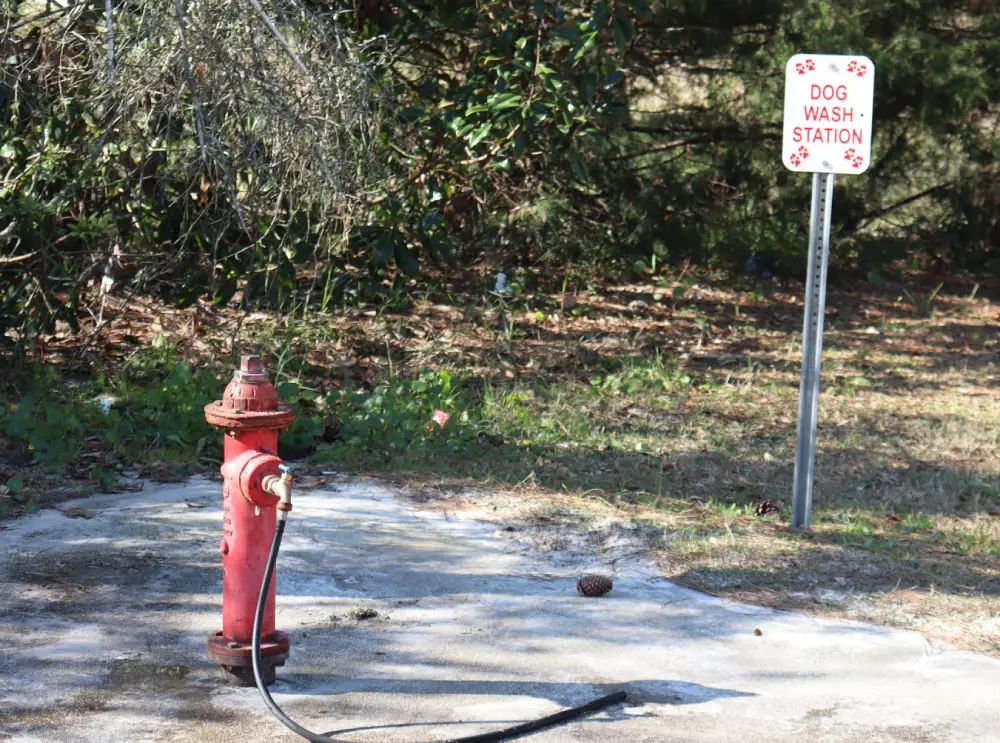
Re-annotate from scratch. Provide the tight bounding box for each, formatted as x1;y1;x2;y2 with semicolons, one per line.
782;54;875;529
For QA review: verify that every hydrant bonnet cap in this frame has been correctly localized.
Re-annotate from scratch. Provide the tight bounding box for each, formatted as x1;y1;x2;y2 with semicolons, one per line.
204;354;297;431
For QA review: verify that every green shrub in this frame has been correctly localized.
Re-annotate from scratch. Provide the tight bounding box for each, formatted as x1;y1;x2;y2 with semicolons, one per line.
1;345;220;472
320;369;472;457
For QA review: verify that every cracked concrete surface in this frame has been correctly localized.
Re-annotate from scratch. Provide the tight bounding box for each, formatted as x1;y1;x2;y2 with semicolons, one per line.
1;478;998;742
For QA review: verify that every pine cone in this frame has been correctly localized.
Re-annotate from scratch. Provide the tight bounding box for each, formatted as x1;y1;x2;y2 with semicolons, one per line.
754;499;780;517
577;574;613;597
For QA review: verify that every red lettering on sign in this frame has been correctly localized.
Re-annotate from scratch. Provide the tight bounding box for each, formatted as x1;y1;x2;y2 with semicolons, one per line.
805;105;854;123
809;84;848;101
796;127;865;145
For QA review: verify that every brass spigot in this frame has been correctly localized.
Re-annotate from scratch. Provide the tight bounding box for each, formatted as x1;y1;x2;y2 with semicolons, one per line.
262;464;294;519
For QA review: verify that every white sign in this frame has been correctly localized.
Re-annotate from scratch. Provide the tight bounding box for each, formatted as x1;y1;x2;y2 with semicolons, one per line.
782;54;875;174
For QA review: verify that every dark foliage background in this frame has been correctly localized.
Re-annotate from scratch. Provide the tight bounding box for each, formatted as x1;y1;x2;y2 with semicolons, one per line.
2;0;998;354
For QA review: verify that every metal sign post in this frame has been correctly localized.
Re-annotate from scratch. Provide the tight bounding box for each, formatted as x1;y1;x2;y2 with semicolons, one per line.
781;54;875;529
791;173;834;529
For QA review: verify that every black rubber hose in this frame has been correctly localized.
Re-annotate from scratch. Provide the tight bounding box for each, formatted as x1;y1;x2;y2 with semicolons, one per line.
252;517;627;743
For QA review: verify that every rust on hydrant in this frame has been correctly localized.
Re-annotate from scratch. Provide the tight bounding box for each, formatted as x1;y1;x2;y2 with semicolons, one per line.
204;355;297;432
204;354;297;686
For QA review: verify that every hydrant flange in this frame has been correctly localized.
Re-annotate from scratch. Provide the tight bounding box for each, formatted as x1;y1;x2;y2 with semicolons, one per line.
204;400;297;432
207;630;290;686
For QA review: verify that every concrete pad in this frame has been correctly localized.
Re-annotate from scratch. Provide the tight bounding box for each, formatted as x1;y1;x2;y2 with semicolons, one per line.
1;478;998;742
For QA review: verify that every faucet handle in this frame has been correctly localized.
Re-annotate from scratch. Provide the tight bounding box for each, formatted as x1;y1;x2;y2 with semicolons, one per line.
271;463;294;517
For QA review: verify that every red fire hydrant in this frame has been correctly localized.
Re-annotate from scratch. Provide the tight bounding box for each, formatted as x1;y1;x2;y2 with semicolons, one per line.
204;355;297;685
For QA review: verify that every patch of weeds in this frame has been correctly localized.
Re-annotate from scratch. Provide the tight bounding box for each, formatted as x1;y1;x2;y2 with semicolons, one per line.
0;473;37;516
706;499;756;519
118;336;188;385
480;383;588;448
897;513;935;533
105;355;220;465
942;522;1000;560
816;510;907;552
345;606;380;621
588;354;689;399
2;372;93;470
281;415;327;459
902;282;945;319
317;368;474;459
472;355;690;454
633;494;690;513
0;343;221;492
834;375;875;397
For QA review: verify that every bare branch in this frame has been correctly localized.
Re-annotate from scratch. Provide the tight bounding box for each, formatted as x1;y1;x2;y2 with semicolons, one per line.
172;0;207;163
105;0;115;83
3;0;105;35
244;0;309;76
0;252;39;264
610;133;780;161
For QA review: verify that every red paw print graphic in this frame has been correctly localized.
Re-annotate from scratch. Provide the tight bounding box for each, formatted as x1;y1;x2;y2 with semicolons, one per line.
795;62;805;75
851;156;864;169
790;154;802;167
805;59;815;71
846;60;868;77
795;59;816;75
844;148;857;160
798;146;809;159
